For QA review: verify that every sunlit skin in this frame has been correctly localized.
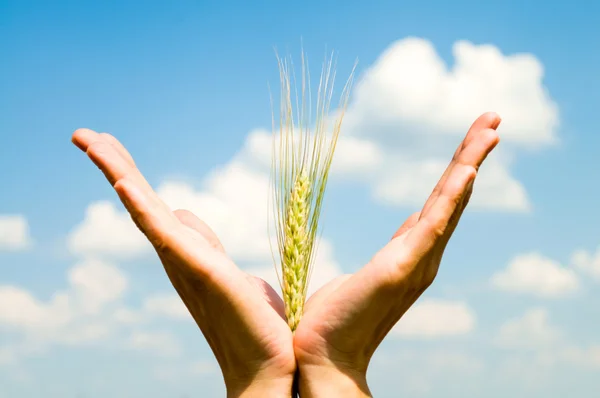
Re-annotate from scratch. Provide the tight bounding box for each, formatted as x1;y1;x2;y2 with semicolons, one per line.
72;112;500;397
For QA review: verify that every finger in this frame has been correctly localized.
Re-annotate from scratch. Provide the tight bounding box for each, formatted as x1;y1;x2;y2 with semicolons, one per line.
304;274;352;310
173;209;225;253
72;129;178;248
437;124;500;222
407;123;500;257
435;126;500;235
247;275;287;320
391;212;420;240
419;112;501;218
435;178;474;250
462;111;502;148
408;165;476;254
114;177;179;250
99;132;136;166
72;128;149;189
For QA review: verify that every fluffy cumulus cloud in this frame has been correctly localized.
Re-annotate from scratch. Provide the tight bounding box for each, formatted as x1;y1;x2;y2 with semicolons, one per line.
157;161;272;264
153;359;218;382
392;298;476;338
491;252;579;297
370;349;484;395
67;201;150;259
67;161;272;265
571;247;600;281
0;259;127;361
125;331;181;357
344;38;558;146
495;308;562;350
141;294;190;321
0;215;32;251
241;128;384;179
0;259;187;364
243;38;558;212
343;38;558;211
494;308;600;373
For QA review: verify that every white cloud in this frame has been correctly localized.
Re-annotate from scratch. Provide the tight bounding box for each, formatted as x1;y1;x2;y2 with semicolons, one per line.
344;38;558;146
571;247;600;280
0;345;15;365
338;38;559;211
157;162;272;264
494;308;600;380
126;331;181;357
371;349;484;395
0;215;32;251
153;359;218;382
242;128;384;178
68;161;272;265
142;294;190;320
491;252;579;298
0;259;129;361
68;259;128;314
0;257;192;364
341;37;560;211
67;202;150;259
109;293;191;326
495;308;562;350
0;287;71;331
370;153;529;211
560;345;600;369
392;299;476;338
465;155;530;211
244;38;557;211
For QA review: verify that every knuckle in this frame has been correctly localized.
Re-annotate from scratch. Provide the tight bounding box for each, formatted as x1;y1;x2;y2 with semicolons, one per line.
466;166;477;181
483;128;500;144
423;217;446;238
421;267;438;288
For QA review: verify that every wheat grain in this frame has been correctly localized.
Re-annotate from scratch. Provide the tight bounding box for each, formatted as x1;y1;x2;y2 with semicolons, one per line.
282;170;310;330
270;50;356;331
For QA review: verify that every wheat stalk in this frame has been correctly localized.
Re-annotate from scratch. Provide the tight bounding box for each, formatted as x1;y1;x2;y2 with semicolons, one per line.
270;50;356;331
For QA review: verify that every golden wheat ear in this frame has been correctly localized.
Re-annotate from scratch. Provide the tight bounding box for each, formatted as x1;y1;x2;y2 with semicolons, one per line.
270;50;356;331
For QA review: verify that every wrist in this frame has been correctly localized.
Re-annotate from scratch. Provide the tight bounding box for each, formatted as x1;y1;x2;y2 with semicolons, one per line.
298;364;372;398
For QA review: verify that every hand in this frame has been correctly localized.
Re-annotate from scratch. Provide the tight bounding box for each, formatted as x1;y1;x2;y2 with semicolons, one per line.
72;130;296;398
292;112;502;397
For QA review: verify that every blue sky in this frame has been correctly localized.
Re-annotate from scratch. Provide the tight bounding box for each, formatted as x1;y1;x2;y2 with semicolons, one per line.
1;0;599;397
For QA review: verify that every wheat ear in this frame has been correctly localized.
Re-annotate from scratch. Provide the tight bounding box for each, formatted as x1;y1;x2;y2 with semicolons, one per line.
270;51;355;331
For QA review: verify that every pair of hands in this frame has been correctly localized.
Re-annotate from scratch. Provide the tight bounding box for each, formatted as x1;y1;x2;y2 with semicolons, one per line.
72;112;501;397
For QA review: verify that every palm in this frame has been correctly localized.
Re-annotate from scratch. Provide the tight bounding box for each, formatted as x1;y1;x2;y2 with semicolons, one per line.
294;222;424;371
294;112;502;380
71;130;295;392
159;214;295;382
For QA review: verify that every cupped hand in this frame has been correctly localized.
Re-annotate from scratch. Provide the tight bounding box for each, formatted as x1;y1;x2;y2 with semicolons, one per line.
72;130;296;397
292;112;502;397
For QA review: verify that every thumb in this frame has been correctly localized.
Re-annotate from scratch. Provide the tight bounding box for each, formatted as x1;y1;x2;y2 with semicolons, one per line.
173;209;226;253
391;211;421;240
